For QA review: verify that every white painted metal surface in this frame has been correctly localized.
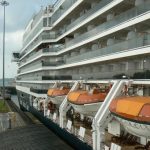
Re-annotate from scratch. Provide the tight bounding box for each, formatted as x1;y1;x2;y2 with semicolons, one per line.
20;0;123;60
17;45;150;76
92;80;124;150
48;96;66;106
16;85;47;98
59;81;79;128
115;116;150;138
70;102;103;116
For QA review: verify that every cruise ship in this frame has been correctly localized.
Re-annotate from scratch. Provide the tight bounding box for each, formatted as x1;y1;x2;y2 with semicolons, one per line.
12;0;150;150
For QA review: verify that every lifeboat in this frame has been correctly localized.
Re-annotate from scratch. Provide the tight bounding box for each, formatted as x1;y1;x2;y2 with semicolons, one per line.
67;89;107;116
47;86;70;106
109;96;150;138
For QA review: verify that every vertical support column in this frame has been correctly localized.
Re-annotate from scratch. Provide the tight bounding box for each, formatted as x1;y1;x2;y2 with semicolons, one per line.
29;95;32;107
59;81;79;128
92;122;97;150
97;128;105;150
52;81;58;88
92;80;129;150
46;81;57;116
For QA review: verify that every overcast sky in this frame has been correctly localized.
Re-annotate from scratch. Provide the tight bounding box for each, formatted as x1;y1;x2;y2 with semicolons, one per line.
0;0;56;79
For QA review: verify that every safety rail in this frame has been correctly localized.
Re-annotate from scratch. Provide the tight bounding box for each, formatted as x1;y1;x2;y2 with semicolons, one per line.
17;80;150;150
66;2;150;47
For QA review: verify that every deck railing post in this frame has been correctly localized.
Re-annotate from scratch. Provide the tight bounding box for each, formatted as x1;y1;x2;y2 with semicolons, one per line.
59;81;79;128
92;80;127;150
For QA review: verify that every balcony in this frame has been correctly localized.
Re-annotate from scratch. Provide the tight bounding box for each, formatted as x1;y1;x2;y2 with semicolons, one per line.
19;45;64;67
42;60;65;67
66;34;150;64
18;33;150;75
58;0;112;37
21;0;113;59
19;63;42;74
23;32;57;56
23;8;50;42
51;0;77;24
20;50;43;66
19;59;65;74
23;21;45;48
66;2;150;47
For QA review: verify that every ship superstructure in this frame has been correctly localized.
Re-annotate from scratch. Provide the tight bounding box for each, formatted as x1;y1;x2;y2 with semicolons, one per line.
13;0;150;150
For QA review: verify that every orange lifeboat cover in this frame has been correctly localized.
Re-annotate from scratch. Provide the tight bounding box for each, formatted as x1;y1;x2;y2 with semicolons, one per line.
47;87;70;97
110;96;150;117
67;90;87;102
68;90;107;105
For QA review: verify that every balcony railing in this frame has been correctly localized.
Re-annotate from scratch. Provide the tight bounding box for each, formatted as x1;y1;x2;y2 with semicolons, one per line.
64;0;111;35
42;60;65;66
66;2;150;47
18;34;150;75
42;45;64;52
23;9;47;41
51;0;77;24
19;63;42;74
21;0;111;56
19;59;65;74
19;45;65;67
66;34;150;64
24;33;56;55
23;21;44;47
20;50;43;66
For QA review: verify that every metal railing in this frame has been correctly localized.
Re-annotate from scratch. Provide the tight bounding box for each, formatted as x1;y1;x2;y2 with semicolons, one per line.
19;63;42;74
24;33;56;55
23;21;44;47
42;60;65;67
23;9;47;41
51;0;77;24
66;3;150;47
65;0;111;33
66;34;150;64
19;45;64;67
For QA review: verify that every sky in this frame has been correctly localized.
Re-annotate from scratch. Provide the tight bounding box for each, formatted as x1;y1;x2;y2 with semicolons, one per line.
0;0;56;78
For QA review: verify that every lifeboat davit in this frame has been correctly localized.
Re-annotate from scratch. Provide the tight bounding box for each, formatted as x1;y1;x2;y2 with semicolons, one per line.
67;89;107;116
109;96;150;138
47;86;70;105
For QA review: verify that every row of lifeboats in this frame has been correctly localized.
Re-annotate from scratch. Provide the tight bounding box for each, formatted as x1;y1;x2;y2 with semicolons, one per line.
47;86;150;138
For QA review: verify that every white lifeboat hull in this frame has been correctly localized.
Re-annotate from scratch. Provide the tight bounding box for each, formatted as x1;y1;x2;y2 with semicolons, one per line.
48;96;66;106
70;102;102;116
114;116;150;138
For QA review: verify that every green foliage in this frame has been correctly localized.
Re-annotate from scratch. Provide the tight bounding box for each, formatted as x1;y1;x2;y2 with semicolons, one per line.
0;100;10;112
